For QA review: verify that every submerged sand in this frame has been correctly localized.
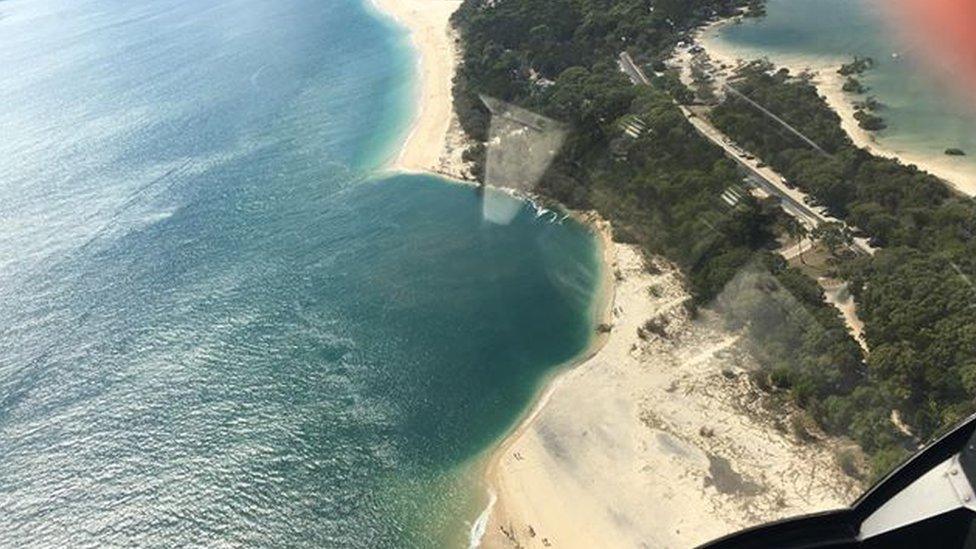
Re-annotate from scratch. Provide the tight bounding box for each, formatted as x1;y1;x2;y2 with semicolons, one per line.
483;243;862;548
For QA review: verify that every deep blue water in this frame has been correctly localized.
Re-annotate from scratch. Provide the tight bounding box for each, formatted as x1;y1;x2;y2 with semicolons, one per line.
0;0;601;546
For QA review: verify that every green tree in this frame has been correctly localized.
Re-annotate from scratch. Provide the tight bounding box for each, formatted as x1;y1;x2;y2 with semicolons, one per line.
784;217;809;264
812;222;853;255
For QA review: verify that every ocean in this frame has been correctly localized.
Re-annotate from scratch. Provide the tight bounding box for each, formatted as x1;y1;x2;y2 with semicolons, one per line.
0;0;602;546
709;0;976;180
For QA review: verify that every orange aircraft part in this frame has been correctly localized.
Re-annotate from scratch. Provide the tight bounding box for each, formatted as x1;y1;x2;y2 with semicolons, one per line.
894;0;976;97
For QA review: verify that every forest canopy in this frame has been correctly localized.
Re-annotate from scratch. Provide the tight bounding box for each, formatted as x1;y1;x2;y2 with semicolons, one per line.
451;0;976;478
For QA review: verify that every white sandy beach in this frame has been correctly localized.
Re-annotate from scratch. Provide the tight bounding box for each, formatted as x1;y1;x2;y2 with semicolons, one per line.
368;0;473;179
483;242;863;548
698;23;976;197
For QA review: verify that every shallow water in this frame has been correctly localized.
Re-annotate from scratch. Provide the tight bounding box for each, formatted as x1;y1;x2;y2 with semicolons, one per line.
0;0;601;545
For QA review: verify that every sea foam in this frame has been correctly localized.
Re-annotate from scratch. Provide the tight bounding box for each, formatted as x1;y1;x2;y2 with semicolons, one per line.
467;489;497;549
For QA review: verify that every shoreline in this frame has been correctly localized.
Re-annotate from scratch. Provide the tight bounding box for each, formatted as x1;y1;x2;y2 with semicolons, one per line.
698;19;976;197
367;0;474;180
475;211;617;547
365;4;621;544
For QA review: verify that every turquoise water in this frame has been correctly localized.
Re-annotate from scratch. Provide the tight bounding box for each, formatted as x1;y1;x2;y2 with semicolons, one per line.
0;0;601;546
713;0;976;173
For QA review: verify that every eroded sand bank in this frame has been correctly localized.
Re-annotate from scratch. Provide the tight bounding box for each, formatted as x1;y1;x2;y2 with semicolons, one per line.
484;243;862;548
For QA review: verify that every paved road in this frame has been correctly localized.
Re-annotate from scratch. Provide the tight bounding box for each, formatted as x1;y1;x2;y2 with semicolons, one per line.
682;106;875;255
683;108;822;227
617;50;875;255
618;52;651;85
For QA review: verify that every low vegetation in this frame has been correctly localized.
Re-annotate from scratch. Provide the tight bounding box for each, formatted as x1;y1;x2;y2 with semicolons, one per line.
853;110;886;131
842;76;866;94
838;56;875;76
